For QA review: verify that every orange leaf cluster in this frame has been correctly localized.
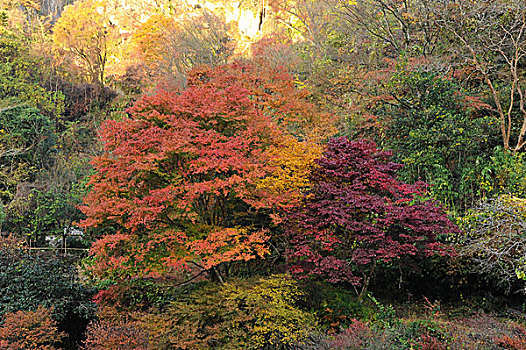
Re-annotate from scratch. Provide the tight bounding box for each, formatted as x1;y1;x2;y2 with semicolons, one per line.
81;62;333;280
0;306;64;350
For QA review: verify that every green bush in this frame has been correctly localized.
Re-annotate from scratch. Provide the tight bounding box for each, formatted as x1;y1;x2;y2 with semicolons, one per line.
0;237;96;322
0;105;56;207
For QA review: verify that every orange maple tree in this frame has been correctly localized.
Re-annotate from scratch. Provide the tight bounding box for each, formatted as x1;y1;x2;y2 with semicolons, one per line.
81;62;330;281
186;59;336;141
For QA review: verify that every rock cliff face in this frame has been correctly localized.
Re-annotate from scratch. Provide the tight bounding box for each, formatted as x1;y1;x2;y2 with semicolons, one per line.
191;0;269;38
41;0;273;38
39;0;73;21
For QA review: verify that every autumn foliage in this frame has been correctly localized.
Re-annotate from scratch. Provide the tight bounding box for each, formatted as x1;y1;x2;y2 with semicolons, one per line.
98;275;316;350
0;306;64;350
6;0;526;348
81;62;327;280
186;60;336;141
287;137;458;297
82;319;149;350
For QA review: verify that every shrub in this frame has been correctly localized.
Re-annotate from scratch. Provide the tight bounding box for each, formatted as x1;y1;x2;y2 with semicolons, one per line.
129;275;317;349
303;282;373;332
458;195;526;293
82;319;149;350
0;237;96;347
0;237;96;321
444;312;526;350
0;306;64;350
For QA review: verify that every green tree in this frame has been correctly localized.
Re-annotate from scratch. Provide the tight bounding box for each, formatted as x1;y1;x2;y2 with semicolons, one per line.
0;105;56;206
6;184;87;246
0;28;65;118
372;68;498;210
433;0;526;153
0;239;96;321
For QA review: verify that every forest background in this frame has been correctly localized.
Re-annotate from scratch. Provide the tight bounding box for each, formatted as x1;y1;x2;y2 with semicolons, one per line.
2;0;526;349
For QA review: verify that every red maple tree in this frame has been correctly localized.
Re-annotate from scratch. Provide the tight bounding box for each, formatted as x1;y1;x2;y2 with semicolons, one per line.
80;62;331;281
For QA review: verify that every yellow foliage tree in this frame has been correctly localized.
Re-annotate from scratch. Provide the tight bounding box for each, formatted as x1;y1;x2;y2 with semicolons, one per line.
132;9;234;86
52;0;121;86
132;13;176;68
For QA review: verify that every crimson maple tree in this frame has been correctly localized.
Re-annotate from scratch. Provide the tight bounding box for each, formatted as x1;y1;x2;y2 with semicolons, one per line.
286;137;458;298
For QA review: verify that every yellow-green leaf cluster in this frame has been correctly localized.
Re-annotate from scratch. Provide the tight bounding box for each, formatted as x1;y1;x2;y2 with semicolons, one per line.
135;275;317;349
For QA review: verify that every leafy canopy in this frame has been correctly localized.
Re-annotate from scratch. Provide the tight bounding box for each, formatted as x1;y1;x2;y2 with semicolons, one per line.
81;62;326;280
287;137;458;297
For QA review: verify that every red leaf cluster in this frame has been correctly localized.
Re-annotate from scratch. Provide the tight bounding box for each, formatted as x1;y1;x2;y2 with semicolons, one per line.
287;137;458;286
82;319;149;350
